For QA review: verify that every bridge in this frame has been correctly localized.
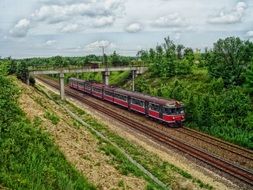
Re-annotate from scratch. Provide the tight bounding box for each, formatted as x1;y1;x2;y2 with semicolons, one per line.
29;66;148;100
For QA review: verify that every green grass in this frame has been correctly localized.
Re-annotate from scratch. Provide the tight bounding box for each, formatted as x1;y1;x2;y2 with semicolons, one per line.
109;71;131;86
35;85;165;189
44;111;60;125
0;74;95;190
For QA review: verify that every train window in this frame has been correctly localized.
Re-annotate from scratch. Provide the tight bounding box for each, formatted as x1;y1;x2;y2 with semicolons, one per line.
105;90;113;97
78;82;84;86
163;107;184;114
115;93;127;101
177;107;184;114
85;83;91;89
163;107;172;114
163;107;179;115
171;108;176;114
149;103;160;111
93;87;102;93
131;98;144;107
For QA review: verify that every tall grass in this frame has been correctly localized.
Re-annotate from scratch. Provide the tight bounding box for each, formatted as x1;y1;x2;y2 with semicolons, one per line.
0;62;95;189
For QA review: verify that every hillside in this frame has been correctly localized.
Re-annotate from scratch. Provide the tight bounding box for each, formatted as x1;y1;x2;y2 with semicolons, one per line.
0;62;95;190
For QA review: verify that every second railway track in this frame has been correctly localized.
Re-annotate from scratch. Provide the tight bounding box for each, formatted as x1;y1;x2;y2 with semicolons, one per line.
176;127;253;162
36;76;253;188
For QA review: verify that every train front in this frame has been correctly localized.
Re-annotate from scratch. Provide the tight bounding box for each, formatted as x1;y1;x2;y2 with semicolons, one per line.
162;101;185;127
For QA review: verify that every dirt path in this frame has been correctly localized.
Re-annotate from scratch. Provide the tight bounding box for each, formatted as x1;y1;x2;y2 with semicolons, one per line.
17;80;146;190
36;79;240;190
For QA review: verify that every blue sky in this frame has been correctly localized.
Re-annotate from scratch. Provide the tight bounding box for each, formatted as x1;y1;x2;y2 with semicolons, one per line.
0;0;253;58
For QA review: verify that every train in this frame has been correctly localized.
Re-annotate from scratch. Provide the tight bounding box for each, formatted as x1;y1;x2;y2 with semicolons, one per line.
69;78;185;127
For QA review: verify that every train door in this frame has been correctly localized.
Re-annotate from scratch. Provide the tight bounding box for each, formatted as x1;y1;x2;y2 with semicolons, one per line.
127;96;131;110
102;87;104;99
145;101;149;116
159;105;163;119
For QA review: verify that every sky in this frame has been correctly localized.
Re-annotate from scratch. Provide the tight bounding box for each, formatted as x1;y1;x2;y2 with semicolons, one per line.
0;0;253;58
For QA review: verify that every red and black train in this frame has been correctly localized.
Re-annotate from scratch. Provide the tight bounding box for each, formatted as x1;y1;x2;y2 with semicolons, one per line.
69;78;185;127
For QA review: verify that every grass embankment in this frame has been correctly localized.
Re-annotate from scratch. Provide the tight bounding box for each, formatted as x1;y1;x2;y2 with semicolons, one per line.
124;67;253;149
21;79;149;189
0;74;95;189
39;84;213;190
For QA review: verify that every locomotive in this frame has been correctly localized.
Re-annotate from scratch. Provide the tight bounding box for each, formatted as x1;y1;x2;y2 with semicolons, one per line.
69;78;185;127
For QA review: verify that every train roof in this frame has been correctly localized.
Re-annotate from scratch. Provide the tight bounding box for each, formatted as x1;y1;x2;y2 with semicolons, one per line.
104;86;116;90
69;78;85;83
114;88;183;107
92;83;105;88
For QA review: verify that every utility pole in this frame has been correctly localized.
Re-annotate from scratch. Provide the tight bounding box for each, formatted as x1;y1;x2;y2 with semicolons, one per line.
101;45;108;70
102;46;105;67
100;45;110;85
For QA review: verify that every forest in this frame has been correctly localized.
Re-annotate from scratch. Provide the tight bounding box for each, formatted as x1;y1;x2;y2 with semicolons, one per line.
2;36;253;149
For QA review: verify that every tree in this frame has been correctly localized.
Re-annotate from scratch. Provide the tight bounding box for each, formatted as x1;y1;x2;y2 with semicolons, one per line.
207;37;253;87
186;94;196;122
82;57;88;67
244;62;253;95
16;61;28;82
176;44;185;59
184;48;194;65
111;51;121;66
7;58;16;74
175;58;192;75
200;95;213;128
218;87;251;127
54;56;63;67
104;53;108;65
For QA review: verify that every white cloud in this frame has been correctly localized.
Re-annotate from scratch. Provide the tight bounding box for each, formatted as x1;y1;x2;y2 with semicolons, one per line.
12;0;125;35
207;1;247;24
39;0;93;5
60;23;80;33
31;1;124;24
125;23;142;33
94;16;115;27
152;13;186;27
9;18;31;37
246;31;253;38
45;40;56;46
85;40;115;51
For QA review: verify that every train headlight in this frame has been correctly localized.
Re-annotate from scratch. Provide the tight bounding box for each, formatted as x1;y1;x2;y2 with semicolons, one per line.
173;116;175;120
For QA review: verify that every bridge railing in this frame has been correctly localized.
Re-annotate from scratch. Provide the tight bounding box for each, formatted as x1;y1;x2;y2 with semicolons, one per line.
28;63;148;72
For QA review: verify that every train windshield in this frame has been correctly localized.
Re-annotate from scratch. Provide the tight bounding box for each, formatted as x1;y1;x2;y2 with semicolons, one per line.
163;107;184;115
176;107;184;114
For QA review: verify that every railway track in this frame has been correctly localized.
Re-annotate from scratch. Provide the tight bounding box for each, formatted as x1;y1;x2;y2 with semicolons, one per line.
36;76;253;187
176;127;253;162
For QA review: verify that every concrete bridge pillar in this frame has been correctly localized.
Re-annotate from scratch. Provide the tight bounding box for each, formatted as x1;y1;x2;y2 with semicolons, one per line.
60;72;65;100
26;73;30;85
102;71;110;85
132;70;137;91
